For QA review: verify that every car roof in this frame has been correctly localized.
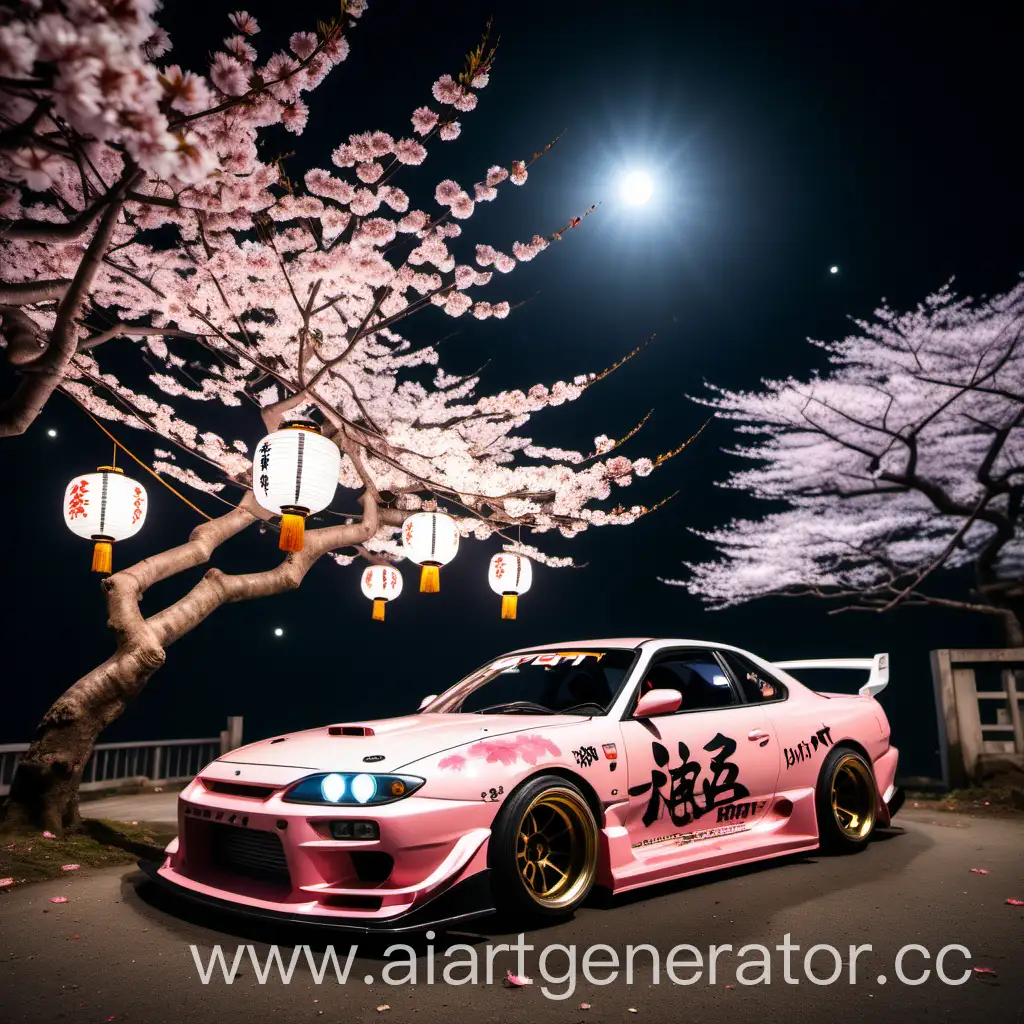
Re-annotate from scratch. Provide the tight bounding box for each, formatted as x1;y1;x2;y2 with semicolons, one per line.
508;638;739;653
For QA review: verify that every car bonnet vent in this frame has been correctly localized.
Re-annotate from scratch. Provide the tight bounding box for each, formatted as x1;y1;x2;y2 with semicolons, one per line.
328;725;376;736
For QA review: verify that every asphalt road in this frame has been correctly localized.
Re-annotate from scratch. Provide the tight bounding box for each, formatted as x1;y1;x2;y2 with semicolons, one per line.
1;808;1021;1024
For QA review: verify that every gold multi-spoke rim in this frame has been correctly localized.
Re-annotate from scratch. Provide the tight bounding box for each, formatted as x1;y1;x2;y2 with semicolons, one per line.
515;787;597;910
830;754;876;841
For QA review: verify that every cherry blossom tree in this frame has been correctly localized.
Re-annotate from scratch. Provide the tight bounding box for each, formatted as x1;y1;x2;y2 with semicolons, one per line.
670;281;1023;645
0;3;688;831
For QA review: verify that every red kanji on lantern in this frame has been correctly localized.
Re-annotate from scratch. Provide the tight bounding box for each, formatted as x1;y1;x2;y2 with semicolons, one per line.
131;486;145;524
67;480;89;520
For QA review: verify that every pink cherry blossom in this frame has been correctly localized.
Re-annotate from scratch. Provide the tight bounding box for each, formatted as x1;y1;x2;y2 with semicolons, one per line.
223;35;256;62
411;106;438;136
210;52;248;96
289;32;318;59
431;74;462;105
0;0;665;607
229;11;260;35
675;281;1024;634
394;139;427;165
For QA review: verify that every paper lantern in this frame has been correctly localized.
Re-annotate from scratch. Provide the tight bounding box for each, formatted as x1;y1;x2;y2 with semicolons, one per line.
360;565;403;621
487;552;533;620
400;511;459;593
63;466;147;574
252;421;341;552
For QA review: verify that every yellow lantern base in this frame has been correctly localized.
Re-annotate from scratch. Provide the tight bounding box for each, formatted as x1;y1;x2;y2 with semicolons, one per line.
279;512;306;552
419;564;440;593
501;593;519;620
91;540;113;575
372;598;386;622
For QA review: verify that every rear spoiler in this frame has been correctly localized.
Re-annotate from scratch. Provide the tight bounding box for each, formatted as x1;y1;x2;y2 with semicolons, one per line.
772;653;889;697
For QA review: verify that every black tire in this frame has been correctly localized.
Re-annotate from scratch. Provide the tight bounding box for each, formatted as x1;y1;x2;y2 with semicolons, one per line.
488;775;599;921
814;745;879;853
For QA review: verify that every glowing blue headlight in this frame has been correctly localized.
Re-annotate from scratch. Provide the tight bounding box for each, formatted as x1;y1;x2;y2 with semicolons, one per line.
351;773;376;804
282;772;424;806
321;773;346;803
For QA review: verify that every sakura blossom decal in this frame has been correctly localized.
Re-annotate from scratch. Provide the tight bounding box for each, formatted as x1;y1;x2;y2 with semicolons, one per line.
438;733;561;772
468;734;561;767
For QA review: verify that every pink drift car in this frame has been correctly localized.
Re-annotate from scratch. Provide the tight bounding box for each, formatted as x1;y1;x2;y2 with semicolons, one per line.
145;638;902;933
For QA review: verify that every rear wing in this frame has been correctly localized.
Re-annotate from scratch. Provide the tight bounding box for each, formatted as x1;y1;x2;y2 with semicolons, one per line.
772;653;889;697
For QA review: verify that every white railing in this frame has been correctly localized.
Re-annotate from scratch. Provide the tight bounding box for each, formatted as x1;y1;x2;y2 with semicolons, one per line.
0;716;243;797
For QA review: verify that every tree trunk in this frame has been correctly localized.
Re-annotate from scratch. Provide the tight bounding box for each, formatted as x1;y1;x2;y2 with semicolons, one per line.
2;646;164;833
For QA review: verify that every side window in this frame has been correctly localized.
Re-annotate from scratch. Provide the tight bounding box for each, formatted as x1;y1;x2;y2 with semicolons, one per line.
634;652;738;714
721;651;788;704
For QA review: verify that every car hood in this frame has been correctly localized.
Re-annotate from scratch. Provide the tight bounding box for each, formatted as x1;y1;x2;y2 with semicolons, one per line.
216;713;590;774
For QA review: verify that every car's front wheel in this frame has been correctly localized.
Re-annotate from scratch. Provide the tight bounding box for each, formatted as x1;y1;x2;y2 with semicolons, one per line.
488;775;599;920
815;746;879;853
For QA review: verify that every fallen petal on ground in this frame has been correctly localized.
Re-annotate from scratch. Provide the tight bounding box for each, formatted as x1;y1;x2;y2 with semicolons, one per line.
505;970;533;987
61;864;81;871
49;896;69;904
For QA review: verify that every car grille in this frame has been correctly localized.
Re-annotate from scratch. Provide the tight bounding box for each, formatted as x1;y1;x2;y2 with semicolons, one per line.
202;780;277;800
208;824;290;883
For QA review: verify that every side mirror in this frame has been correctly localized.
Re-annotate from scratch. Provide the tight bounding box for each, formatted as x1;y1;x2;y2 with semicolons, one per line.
634;688;682;718
418;694;438;711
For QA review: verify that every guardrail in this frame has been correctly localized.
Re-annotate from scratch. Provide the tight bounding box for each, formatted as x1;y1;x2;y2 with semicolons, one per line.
0;716;243;797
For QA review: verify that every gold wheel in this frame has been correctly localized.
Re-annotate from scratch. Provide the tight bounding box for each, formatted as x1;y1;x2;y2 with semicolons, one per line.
514;786;597;911
829;754;876;841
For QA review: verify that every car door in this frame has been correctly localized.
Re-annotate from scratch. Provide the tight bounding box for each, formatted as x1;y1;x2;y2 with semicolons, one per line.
620;648;781;852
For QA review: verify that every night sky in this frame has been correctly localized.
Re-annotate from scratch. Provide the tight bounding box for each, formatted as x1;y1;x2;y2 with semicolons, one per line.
2;1;1020;779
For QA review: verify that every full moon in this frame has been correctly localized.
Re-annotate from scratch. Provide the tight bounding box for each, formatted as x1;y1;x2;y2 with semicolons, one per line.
620;170;654;206
273;627;284;637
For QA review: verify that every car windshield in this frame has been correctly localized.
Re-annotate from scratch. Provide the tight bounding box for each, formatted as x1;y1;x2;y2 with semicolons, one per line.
426;649;637;715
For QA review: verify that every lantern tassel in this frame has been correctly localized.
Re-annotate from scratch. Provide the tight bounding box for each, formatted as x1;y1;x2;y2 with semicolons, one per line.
501;593;518;620
419;564;440;593
91;540;113;575
279;513;305;552
372;598;386;622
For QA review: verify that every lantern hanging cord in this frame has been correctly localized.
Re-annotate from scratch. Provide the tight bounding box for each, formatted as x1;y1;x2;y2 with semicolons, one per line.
76;406;214;521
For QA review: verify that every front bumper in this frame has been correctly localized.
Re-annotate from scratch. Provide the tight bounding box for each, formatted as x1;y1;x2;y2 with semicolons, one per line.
151;776;496;930
140;859;495;934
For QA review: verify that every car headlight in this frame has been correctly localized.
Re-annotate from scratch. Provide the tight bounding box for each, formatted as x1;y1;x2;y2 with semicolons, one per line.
282;772;425;806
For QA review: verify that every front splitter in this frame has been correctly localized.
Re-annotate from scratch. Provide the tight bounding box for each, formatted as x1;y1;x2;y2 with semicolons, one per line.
138;860;496;935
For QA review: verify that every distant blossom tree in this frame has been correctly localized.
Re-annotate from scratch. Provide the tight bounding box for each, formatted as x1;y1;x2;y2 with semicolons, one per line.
0;2;686;831
669;281;1023;644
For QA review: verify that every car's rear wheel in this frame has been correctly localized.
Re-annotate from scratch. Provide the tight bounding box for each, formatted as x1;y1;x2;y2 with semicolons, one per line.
815;746;878;852
488;775;599;920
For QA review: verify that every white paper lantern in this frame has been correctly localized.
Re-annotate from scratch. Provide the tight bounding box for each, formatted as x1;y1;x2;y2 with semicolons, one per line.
252;421;341;551
400;511;459;593
63;466;147;574
487;552;533;620
360;565;404;621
